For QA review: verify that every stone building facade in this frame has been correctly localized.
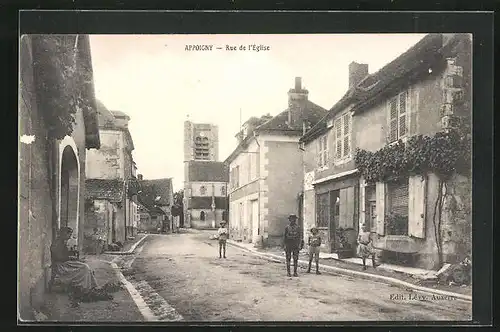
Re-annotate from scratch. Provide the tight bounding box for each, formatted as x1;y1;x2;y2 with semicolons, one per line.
300;33;472;269
226;77;327;247
18;34;100;320
84;101;139;246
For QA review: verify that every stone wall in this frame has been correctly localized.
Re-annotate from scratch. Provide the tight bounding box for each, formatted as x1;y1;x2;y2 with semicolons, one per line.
266;140;303;246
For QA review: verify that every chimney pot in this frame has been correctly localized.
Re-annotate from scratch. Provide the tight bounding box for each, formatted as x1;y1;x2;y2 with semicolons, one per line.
295;77;302;90
348;62;369;89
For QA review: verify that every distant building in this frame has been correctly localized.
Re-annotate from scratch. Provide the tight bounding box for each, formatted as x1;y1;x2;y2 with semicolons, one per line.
137;176;174;233
84;101;140;246
184;161;229;229
225;77;328;247
184;120;219;161
183;119;229;229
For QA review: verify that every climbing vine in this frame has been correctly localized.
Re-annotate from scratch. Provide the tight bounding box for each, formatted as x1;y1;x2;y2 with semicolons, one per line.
354;119;471;267
354;122;471;183
33;35;82;140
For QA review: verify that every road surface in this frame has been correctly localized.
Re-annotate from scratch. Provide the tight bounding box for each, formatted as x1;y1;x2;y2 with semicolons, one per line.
121;231;472;321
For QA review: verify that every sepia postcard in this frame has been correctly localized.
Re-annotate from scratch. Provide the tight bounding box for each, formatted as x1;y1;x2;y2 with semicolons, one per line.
17;10;492;326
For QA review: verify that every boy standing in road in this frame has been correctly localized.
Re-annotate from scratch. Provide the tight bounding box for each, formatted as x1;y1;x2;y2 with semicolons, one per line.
217;221;229;259
283;214;304;277
306;227;322;274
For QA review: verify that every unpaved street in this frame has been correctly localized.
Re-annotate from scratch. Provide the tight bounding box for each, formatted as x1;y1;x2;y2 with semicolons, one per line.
125;232;471;321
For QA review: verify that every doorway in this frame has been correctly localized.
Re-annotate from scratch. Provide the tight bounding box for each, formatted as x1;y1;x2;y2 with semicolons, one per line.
329;190;340;252
250;199;259;243
60;146;79;244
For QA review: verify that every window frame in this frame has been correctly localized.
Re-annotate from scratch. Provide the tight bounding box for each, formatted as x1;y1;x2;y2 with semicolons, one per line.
333;111;353;163
384;176;410;236
317;134;329;169
387;90;410;144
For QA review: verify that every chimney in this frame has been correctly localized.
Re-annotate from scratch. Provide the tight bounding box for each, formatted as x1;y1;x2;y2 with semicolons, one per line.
288;77;309;127
137;174;143;180
348;62;369;89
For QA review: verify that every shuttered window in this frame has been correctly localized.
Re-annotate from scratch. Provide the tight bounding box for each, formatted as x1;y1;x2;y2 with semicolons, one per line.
388;91;408;143
317;134;328;168
386;178;409;235
333;112;352;161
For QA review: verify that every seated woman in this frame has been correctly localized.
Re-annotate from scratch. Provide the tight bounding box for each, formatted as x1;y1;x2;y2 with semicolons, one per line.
50;227;98;292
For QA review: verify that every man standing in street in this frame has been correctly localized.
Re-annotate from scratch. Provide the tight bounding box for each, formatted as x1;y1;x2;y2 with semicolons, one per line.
283;214;304;277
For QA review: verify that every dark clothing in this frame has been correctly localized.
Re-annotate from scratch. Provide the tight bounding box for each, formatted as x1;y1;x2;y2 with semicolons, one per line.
219;239;226;258
284;224;302;248
283;223;303;276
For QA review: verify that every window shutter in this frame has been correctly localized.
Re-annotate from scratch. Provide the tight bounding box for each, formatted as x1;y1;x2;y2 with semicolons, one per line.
324;136;329;165
316;140;321;167
389;98;398;142
343;114;350;156
335;119;342;160
408;175;426;238
375;182;385;235
399;91;408;137
338;188;348;228
359;180;366;227
345;186;355;228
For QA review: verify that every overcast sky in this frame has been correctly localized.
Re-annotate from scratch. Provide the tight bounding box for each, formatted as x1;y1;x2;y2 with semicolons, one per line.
89;33;427;192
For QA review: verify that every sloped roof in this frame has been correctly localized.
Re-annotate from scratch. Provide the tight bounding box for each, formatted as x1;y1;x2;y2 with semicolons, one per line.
189;197;227;210
137;178;174;209
301;33;468;144
111;110;130;119
187;161;229;182
257;100;327;133
85;179;124;202
96;100;117;128
225;100;327;164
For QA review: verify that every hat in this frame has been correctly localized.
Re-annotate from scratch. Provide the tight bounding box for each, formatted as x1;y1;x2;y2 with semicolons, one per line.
288;214;297;220
310;226;318;232
220;221;227;225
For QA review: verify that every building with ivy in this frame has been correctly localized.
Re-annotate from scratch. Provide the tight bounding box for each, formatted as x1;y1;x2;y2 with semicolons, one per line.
300;33;471;270
18;34;101;320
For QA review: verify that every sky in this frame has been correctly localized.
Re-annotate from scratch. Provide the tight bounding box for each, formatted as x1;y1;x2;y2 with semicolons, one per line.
89;33;427;192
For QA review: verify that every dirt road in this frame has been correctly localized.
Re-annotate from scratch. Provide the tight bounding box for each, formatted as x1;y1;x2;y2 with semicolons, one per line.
125;232;471;321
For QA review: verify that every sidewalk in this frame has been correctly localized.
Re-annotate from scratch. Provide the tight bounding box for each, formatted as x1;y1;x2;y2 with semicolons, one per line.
226;239;472;301
41;256;144;322
103;234;148;255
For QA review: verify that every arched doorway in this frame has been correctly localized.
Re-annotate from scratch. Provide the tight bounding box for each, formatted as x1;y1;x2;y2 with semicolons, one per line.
60;145;79;246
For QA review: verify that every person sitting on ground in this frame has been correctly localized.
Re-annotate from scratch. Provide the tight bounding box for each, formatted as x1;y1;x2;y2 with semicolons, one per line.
50;227;98;292
306;227;322;275
356;224;378;270
217;221;229;258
